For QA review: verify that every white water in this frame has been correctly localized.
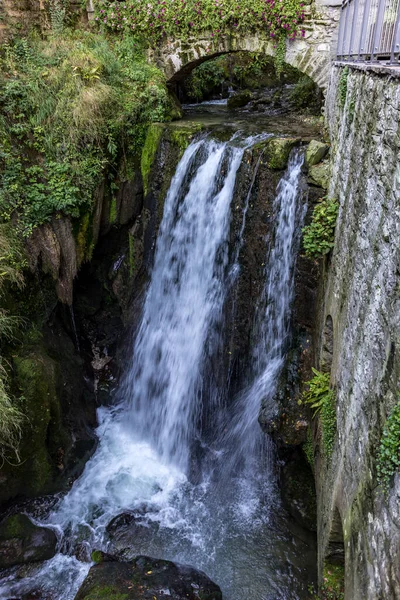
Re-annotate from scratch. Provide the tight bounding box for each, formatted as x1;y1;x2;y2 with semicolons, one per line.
0;140;308;600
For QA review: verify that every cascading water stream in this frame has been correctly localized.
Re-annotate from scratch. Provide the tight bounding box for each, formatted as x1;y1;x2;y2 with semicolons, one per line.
122;138;247;471
0;139;308;600
219;149;306;471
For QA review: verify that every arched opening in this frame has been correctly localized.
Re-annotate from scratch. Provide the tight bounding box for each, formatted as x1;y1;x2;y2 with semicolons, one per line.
321;506;345;597
170;51;323;114
327;506;345;565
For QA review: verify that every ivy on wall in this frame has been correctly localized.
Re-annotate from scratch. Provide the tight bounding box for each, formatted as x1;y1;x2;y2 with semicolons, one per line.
302;197;339;259
377;400;400;492
301;368;337;461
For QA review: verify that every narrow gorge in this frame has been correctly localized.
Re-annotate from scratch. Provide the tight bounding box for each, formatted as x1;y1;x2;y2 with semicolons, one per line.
0;2;399;599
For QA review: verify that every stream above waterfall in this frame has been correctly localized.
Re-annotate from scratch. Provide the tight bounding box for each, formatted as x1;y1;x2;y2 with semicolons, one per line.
0;108;319;600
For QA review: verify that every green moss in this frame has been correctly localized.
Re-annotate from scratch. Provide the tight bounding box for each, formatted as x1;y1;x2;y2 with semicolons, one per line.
308;162;331;190
227;90;252;109
76;212;93;265
141;123;164;196
169;123;203;157
84;586;128;600
305;140;329;168
0;347;68;497
91;550;103;563
302;426;314;471
265;137;299;170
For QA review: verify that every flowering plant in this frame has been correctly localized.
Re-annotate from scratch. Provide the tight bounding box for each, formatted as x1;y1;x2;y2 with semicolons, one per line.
95;0;306;43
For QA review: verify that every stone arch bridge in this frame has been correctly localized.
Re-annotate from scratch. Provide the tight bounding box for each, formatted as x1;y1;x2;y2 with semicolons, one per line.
149;0;341;91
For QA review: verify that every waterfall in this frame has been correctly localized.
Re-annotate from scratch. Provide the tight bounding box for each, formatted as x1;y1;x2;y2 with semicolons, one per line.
215;149;306;479
0;140;308;600
122;138;247;471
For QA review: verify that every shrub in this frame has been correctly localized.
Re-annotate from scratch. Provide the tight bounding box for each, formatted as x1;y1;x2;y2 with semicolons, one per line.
377;400;400;492
301;368;336;460
302;197;339;259
0;362;24;465
0;225;25;464
0;32;172;235
319;564;345;600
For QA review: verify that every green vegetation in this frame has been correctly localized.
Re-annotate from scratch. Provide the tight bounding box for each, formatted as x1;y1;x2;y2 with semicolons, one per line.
302;197;339;259
0;32;173;236
0;225;25;465
83;586;128;600
96;0;306;45
320;564;345;599
377;399;400;492
289;75;321;110
91;550;104;563
141;123;164;196
184;59;226;102
303;426;314;471
338;66;349;109
309;563;344;599
0;362;24;465
301;369;337;460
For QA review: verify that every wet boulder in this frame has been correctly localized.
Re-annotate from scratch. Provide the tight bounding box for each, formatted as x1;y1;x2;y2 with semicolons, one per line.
0;513;57;568
75;555;222;600
305;140;329;167
265;137;300;170
227;90;252;109
106;511;159;554
308;161;330;189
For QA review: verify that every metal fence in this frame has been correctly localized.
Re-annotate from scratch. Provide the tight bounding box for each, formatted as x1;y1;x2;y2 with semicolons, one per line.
337;0;400;63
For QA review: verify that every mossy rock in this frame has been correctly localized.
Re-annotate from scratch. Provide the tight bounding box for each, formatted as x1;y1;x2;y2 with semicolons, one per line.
0;346;68;503
167;122;204;157
0;513;57;568
167;90;183;121
141;123;165;197
308;161;331;190
91;549;118;564
227;90;252;109
265;137;300;170
76;556;222;600
305;140;329;167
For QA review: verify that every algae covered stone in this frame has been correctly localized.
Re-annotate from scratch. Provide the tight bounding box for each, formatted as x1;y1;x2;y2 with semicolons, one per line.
265;137;299;170
308;161;331;189
76;555;222;600
305;140;329;167
0;513;57;568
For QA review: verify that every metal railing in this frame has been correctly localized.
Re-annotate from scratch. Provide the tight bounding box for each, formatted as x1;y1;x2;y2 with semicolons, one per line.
337;0;400;63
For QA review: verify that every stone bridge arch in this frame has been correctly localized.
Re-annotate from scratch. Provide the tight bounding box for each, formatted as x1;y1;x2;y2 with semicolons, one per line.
149;2;341;91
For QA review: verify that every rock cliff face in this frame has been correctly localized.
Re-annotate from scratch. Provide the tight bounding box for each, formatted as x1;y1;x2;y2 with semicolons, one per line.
316;66;400;598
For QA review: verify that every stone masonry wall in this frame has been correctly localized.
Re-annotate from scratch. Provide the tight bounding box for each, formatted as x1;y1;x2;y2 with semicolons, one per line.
149;0;341;90
317;65;400;598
